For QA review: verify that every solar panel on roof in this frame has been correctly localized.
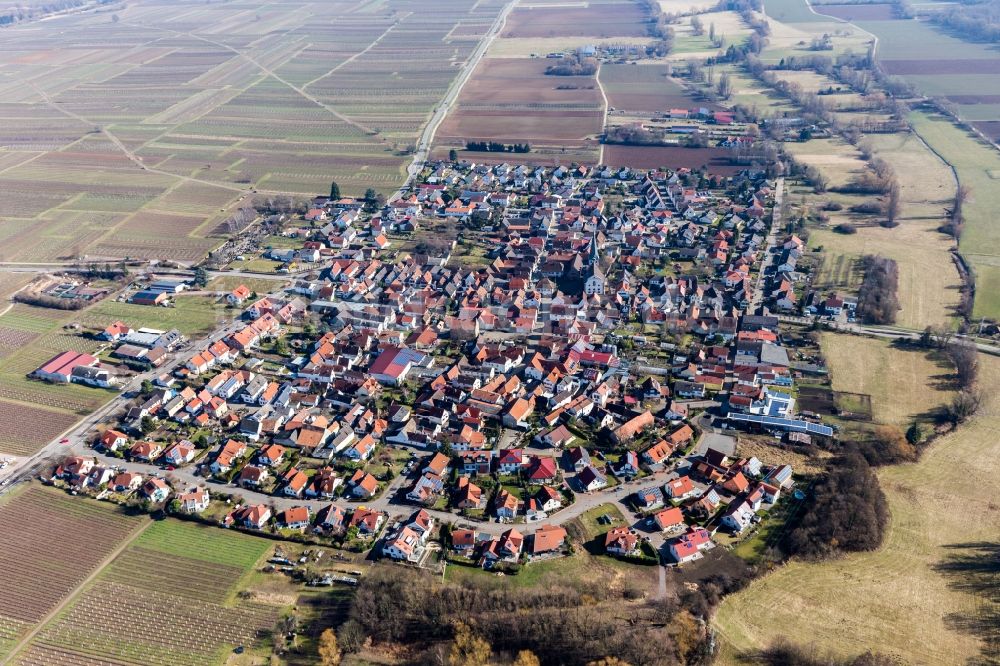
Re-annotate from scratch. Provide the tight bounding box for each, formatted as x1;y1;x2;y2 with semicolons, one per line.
725;413;834;437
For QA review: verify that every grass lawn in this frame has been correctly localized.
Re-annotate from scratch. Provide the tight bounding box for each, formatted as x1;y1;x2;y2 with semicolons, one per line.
763;0;828;23
445;547;661;595
82;295;226;337
714;354;1000;664
729;500;800;565
228;257;284;274
133;519;272;571
820;333;955;425
206;275;287;295
575;502;628;541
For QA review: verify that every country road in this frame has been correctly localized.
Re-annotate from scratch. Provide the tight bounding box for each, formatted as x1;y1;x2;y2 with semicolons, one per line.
0;262;293;282
390;0;518;202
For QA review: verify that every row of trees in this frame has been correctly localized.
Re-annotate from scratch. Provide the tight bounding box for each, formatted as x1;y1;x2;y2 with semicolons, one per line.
857;255;900;324
747;639;894;666
465;141;531;153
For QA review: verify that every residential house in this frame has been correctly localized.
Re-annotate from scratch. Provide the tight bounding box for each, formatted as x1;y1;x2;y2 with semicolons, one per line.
278;506;311;531
529;524;567;557
604;526;639;556
177;487;210;513
652;506;685;532
141;477;170;502
348;470;380;499
577;464;607;492
669;527;713;563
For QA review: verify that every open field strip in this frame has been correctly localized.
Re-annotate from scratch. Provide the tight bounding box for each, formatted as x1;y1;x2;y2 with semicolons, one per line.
907;111;1000;320
820;333;955;425
797;130;961;329
714;343;998;665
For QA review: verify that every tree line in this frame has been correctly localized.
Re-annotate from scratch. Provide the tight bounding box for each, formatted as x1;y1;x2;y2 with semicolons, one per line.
857;255;900;325
544;55;599;76
744;639;895;666
465;141;531;153
0;0;107;25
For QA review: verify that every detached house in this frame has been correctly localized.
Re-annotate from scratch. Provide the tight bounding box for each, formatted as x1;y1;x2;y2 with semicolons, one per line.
177;487;210;513
604;526;639;556
100;429;129;452
141;477;170;502
669;527;713;563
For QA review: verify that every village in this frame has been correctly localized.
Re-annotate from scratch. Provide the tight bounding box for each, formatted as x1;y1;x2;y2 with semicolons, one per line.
41;159;824;576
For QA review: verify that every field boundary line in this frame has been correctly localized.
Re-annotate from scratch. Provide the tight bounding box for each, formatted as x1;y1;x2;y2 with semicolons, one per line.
595;62;610;164
25;81;248;196
303;14;405;90
0;515;153;666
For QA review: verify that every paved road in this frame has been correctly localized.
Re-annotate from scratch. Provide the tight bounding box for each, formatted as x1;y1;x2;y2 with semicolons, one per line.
750;177;784;311
777;314;1000;356
0;262;295;282
389;0;517;202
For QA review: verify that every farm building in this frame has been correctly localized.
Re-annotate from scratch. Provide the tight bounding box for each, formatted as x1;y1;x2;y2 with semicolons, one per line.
131;290;168;306
32;351;99;383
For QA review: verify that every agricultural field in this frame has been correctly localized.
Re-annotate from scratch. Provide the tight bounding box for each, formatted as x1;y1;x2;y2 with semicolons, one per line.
438;0;663;165
907;111;1000;320
815;3;897;20
0;500;285;666
0;0;509;263
799;131;961;329
659;0;719;13
11;512;285;666
820;333;955;425
599;64;697;114
0;485;145;660
603;143;747;173
205;275;288;296
714;352;1000;665
488;36;654;58
434;57;604;164
812;10;1000;132
502;0;649;38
